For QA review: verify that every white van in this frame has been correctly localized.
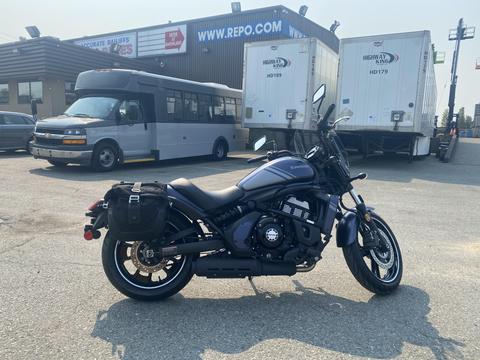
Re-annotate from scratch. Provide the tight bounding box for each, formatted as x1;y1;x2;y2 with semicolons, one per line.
31;69;247;171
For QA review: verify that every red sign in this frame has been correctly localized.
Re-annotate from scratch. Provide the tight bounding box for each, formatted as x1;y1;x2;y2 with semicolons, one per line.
165;29;185;49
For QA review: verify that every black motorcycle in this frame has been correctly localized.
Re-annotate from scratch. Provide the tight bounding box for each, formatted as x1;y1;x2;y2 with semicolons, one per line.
84;86;403;301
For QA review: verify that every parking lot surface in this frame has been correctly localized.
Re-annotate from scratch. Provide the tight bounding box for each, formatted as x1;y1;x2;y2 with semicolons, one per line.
0;141;479;360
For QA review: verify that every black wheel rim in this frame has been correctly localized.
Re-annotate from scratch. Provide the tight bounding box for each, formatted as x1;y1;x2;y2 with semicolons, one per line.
113;222;187;289
359;219;401;284
216;143;225;158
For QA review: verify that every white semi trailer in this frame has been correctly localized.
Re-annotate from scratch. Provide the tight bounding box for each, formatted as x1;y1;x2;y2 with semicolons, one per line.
242;37;338;147
335;31;437;160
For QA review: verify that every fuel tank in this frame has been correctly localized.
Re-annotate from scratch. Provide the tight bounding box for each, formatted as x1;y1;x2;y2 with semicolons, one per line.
238;156;315;191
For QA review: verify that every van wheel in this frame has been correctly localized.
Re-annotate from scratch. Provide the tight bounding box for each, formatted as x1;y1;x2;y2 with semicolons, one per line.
212;140;228;161
92;143;118;172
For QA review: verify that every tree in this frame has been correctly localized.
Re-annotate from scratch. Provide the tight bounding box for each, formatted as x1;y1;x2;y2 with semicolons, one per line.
457;107;465;128
465;115;473;129
440;108;448;127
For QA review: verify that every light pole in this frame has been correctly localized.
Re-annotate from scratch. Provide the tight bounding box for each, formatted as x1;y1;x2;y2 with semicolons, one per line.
445;18;475;135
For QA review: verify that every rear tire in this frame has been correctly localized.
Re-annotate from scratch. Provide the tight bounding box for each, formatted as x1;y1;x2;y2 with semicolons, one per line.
48;160;68;167
212;140;228;161
92;143;118;172
101;213;195;301
342;213;402;295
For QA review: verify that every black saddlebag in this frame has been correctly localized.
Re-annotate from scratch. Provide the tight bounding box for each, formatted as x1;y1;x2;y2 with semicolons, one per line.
104;182;169;241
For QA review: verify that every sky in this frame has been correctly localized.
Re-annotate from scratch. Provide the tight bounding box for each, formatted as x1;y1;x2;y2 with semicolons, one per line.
1;0;479;116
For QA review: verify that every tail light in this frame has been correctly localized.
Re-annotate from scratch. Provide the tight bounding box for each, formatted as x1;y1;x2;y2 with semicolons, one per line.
88;200;103;211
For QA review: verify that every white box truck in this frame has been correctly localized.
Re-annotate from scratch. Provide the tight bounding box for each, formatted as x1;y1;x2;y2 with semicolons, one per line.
242;38;338;135
335;31;437;159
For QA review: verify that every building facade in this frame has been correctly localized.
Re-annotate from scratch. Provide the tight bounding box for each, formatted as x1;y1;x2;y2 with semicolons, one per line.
0;5;338;118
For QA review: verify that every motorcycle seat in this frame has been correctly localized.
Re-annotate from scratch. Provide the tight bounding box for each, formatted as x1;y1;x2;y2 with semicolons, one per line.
169;178;243;212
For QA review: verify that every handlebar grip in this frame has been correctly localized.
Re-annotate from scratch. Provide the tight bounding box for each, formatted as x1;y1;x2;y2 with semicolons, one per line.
323;104;336;124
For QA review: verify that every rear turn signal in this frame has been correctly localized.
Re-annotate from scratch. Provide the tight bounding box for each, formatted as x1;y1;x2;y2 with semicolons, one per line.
84;230;94;241
63;139;86;145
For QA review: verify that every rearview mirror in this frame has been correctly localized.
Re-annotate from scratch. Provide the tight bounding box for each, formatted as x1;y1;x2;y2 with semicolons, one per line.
313;84;326;104
254;136;267;151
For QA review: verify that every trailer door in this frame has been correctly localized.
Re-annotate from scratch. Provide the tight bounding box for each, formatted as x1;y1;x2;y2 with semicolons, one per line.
338;35;424;131
244;41;309;128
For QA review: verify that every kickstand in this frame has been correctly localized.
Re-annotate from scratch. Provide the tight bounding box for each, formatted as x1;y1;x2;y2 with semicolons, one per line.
248;276;261;296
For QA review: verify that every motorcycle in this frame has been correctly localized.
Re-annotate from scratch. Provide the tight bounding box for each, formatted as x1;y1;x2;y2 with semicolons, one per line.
84;85;403;301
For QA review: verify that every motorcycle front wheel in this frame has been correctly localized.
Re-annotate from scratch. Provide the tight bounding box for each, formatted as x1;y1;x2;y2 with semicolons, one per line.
342;213;403;295
101;213;195;301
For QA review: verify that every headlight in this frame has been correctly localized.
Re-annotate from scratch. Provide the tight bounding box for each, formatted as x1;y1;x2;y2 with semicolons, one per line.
64;128;86;135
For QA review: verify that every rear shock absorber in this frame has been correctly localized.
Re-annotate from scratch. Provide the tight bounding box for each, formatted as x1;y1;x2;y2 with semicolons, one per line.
213;205;248;224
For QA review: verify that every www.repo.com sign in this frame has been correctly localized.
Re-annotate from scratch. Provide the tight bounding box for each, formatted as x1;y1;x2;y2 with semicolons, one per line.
197;20;286;42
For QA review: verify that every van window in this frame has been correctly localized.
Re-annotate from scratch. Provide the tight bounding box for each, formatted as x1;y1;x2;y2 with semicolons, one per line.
235;98;242;123
64;96;119;119
198;94;213;123
166;90;183;121
119;100;143;123
213;96;225;123
225;97;236;123
184;92;198;122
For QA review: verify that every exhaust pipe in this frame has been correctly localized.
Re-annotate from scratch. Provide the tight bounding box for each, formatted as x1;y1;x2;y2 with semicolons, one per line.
193;257;296;278
159;239;224;257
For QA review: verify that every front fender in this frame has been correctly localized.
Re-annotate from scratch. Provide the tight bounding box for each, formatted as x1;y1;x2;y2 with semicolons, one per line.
336;206;375;247
336;211;359;247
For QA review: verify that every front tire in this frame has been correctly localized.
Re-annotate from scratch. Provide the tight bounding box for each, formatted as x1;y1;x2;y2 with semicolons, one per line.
92;143;118;172
342;213;402;295
101;214;195;301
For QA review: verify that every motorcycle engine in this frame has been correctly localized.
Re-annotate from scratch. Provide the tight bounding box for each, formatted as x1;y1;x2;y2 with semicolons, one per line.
254;215;292;260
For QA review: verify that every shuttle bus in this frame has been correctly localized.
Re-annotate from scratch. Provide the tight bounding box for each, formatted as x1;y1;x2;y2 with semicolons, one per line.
31;69;246;171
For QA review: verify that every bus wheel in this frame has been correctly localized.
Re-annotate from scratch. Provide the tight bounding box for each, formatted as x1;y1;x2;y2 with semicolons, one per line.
92;143;118;172
212;140;228;161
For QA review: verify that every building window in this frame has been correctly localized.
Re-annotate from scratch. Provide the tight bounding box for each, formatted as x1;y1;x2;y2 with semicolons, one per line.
166;89;183;121
18;81;43;104
0;84;9;104
183;92;198;122
65;81;76;105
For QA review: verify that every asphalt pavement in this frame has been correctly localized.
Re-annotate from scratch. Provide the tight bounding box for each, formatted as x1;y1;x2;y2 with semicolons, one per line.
0;141;479;360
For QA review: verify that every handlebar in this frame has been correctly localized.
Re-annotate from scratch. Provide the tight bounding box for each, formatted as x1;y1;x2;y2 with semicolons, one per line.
247;150;294;164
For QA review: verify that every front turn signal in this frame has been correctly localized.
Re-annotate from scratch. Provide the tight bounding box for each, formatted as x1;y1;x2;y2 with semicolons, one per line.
63;139;86;145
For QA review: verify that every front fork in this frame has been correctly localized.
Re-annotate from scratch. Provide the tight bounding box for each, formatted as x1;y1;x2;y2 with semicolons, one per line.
349;189;381;249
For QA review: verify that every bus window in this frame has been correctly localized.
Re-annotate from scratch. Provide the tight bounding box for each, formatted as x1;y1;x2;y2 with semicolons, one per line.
213;96;225;123
198;94;212;123
225;97;236;123
184;92;198;122
119;99;143;123
235;98;242;123
166;90;183;121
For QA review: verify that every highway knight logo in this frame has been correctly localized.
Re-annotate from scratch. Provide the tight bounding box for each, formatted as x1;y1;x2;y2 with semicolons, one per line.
262;57;291;68
363;52;399;64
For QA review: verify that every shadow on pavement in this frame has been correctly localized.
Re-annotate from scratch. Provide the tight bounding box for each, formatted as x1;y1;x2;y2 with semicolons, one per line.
0;150;31;158
91;283;463;360
28;156;256;184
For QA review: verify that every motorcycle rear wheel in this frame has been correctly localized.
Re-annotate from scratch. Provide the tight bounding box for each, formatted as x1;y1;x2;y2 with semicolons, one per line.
101;213;195;301
342;213;402;295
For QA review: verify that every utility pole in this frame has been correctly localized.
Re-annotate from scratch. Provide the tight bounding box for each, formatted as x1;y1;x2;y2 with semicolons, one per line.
445;18;475;135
